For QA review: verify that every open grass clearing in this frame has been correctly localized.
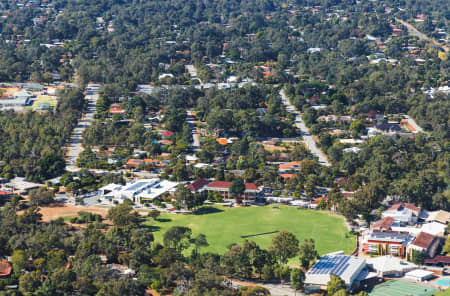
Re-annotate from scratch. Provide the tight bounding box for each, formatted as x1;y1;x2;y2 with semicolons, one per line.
146;205;356;257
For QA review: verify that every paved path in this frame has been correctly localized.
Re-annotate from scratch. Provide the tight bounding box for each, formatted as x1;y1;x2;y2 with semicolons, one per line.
229;278;303;296
396;18;449;53
65;84;100;172
280;90;330;166
187;110;200;151
404;115;424;133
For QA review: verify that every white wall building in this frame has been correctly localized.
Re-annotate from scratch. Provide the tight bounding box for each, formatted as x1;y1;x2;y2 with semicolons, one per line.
99;179;179;205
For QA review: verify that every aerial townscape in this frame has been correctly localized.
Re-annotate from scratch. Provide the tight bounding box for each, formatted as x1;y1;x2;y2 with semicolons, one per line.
0;0;448;295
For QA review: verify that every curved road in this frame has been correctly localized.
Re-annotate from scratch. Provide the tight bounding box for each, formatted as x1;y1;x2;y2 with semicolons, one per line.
280;90;330;166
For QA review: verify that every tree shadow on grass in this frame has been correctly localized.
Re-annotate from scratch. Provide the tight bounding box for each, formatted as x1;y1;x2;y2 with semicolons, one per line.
193;206;224;215
143;224;161;232
156;218;172;223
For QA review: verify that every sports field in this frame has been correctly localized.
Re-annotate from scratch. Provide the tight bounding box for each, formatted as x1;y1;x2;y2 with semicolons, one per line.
370;280;438;296
146;205;355;256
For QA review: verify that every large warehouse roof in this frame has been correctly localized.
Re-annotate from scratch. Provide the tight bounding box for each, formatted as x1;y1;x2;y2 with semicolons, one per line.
305;253;366;287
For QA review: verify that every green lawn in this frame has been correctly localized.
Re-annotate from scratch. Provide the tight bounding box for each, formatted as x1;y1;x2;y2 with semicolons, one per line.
146;205;355;256
369;280;439;296
436;289;450;296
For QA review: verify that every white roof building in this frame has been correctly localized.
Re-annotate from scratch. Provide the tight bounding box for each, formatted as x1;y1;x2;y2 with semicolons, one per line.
305;252;366;288
420;222;446;237
404;269;434;282
99;179;179;205
5;177;43;194
367;255;417;277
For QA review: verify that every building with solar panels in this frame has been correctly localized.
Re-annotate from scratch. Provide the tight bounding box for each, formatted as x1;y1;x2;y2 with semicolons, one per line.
98;178;179;205
304;251;367;292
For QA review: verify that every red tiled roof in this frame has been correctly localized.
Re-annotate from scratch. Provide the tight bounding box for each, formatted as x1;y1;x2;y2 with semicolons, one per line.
387;202;420;214
158;140;173;145
244;183;259;190
388;202;402;211
160;130;174;137
217;138;228;145
0;261;12;277
280;174;295;179
188;179;210;192
412;232;436;249
0;190;12;196
342;192;354;197
311;196;327;205
207;181;232;188
424;256;450;265
206;181;259;191
372;217;395;230
126;159;165;167
405;203;420;212
109;107;125;114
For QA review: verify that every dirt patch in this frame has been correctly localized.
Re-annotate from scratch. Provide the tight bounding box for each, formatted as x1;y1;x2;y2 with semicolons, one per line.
29;204;150;222
263;144;287;152
0;87;21;97
19;204;110;222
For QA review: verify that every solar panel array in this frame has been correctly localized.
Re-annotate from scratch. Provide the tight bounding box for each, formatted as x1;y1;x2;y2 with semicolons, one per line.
308;255;351;277
370;231;408;242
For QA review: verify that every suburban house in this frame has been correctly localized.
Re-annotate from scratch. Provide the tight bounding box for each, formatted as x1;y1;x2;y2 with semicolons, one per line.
278;161;302;173
205;181;261;200
159;130;175;138
0;261;12;277
374;123;403;134
407;232;440;259
109;103;125;115
362;231;411;257
0;190;13;199
125;159;166;170
381;203;421;225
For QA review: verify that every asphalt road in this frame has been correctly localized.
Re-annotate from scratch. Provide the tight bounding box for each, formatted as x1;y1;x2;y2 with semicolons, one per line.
280;90;331;166
396;18;449;53
187;110;201;151
65;84;100;172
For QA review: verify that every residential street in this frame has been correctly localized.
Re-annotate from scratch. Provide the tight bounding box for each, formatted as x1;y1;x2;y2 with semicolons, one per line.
187;110;201;151
280;89;331;166
396;18;449;52
65;84;100;172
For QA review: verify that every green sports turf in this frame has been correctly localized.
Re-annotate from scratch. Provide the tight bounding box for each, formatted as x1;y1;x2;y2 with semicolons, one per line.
435;288;450;296
145;205;355;256
370;280;439;296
